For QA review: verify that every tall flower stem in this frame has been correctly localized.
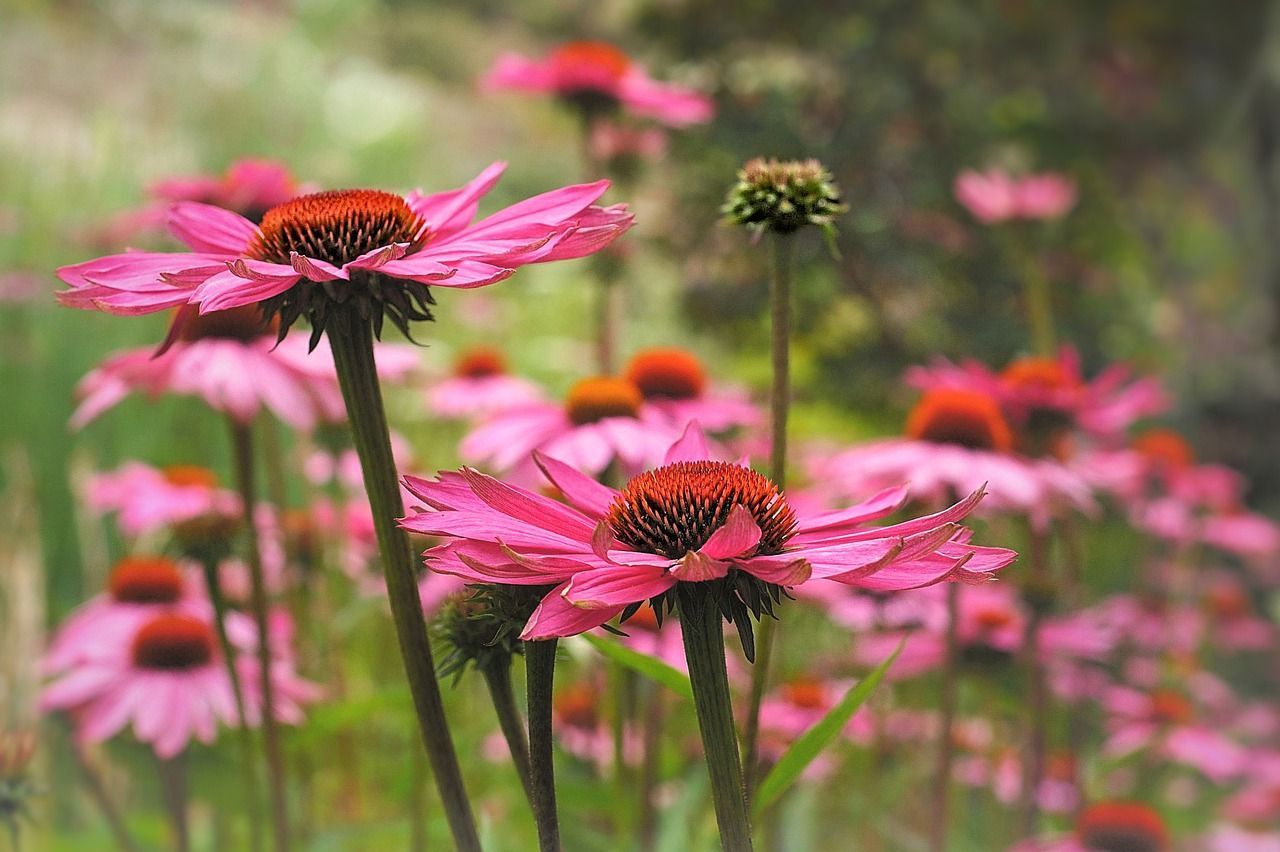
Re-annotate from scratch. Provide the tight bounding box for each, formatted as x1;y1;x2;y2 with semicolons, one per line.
744;231;795;796
481;663;535;808
1019;527;1052;836
1021;270;1056;358
228;418;290;852
156;754;189;852
197;555;264;852
929;582;960;852
324;309;480;852
524;639;561;852
680;586;754;851
71;742;141;852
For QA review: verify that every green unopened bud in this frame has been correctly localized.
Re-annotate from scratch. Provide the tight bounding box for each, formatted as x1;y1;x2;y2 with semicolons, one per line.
723;157;846;237
433;584;546;682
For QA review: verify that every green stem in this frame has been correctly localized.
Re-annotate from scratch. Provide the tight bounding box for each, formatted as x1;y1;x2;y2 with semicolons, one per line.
929;583;960;852
198;556;263;852
325;309;480;852
637;683;665;852
481;663;535;810
680;587;754;851
228;419;291;852
524;639;561;852
156;754;189;852
1019;528;1051;836
409;740;428;852
71;741;141;852
1019;256;1056;357
744;232;794;797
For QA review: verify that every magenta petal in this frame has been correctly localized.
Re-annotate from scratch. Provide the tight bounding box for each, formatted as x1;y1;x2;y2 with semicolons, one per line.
167;202;257;254
345;243;409;271
662;421;714;464
533;451;618;516
562;565;675;609
741;557;812;586
700;504;762;559
671;550;730;582
290;253;347;282
521;583;623;640
405;162;507;240
467;180;610;234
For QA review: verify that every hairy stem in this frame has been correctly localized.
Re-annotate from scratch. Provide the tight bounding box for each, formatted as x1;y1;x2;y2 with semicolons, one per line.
681;587;754;851
228;418;290;852
525;639;562;852
325;310;480;852
481;663;535;809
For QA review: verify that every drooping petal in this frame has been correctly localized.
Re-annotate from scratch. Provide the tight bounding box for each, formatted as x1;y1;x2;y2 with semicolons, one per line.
561;564;675;609
167;202;258;254
521;583;623;640
699;504;762;560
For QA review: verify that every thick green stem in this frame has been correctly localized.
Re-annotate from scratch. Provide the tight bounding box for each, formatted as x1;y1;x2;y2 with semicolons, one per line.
228;419;290;852
1019;529;1052;835
157;754;189;852
680;588;754;851
325;310;480;852
929;583;960;852
198;556;263;852
524;639;561;852
481;663;535;809
744;232;794;796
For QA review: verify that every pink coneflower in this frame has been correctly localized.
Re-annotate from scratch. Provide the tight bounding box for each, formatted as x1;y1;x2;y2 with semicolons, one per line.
552;681;642;770
623;348;761;434
42;556;208;673
588;121;669;167
459;376;680;483
956;747;1079;815
1102;686;1248;782
85;462;239;537
426;346;545;420
58;163;633;342
41;611;316;758
402;425;1015;643
953;169;1077;224
906;349;1168;447
819;387;1095;529
482;41;713;127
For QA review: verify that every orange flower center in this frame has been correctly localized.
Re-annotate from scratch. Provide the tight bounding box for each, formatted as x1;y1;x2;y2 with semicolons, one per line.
1076;801;1169;852
624;348;707;401
550;41;632;84
250;189;426;267
1046;751;1077;780
607;461;796;559
1205;585;1250;620
973;607;1015;631
564;376;643;425
906;389;1014;452
163;465;219;489
553;683;599;729
1148;690;1193;725
781;677;828;710
454;347;507;379
1132;429;1195;472
108;556;184;604
131;614;215;670
1001;357;1077;393
176;305;279;342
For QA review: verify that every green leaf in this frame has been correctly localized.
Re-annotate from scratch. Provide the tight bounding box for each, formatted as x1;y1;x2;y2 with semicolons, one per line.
582;633;693;701
753;638;904;813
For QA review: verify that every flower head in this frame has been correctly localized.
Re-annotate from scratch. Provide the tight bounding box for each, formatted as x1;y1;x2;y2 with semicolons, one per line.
0;730;36;843
85;462;240;537
724;158;846;237
58;163;633;345
402;425;1014;653
482;42;713;127
1075;801;1168;852
426;347;545;419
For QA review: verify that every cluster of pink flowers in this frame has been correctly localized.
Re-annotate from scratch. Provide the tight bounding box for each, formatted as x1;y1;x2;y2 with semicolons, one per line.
954;168;1078;224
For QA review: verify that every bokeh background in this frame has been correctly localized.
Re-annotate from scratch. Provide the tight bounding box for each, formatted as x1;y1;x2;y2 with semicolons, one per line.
2;1;1277;849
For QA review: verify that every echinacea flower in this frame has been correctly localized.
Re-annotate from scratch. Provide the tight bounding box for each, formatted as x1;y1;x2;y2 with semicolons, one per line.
817;387;1095;529
71;304;420;430
1102;686;1248;782
482;41;713;127
459;376;682;483
58;162;633;343
85;462;239;537
623;347;761;433
401;425;1015;648
40;609;318;758
953;169;1077;224
724;158;846;237
426;346;545;419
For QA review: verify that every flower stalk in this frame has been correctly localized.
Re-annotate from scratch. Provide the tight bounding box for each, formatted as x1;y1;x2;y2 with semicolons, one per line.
524;638;562;852
929;582;960;852
680;586;754;851
324;307;481;852
228;418;290;852
481;662;535;808
156;754;190;852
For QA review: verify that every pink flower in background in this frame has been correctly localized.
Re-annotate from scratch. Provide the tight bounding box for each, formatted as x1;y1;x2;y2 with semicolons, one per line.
41;609;318;758
588;122;669;164
1102;686;1248;782
58;162;633;321
72;305;419;430
482;41;713;127
459;376;681;483
617;603;687;673
623;347;761;434
907;348;1168;445
552;681;642;770
402;424;1015;640
85;462;239;536
817;387;1095;529
954;169;1077;223
426;346;545;420
956;747;1079;815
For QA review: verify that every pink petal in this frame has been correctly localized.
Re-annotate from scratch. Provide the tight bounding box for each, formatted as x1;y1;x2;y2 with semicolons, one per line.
663;421;714;464
562;565;675;609
671;550;730;582
521;583;623;640
700;504;762;559
533;451;618;517
167;202;257;254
